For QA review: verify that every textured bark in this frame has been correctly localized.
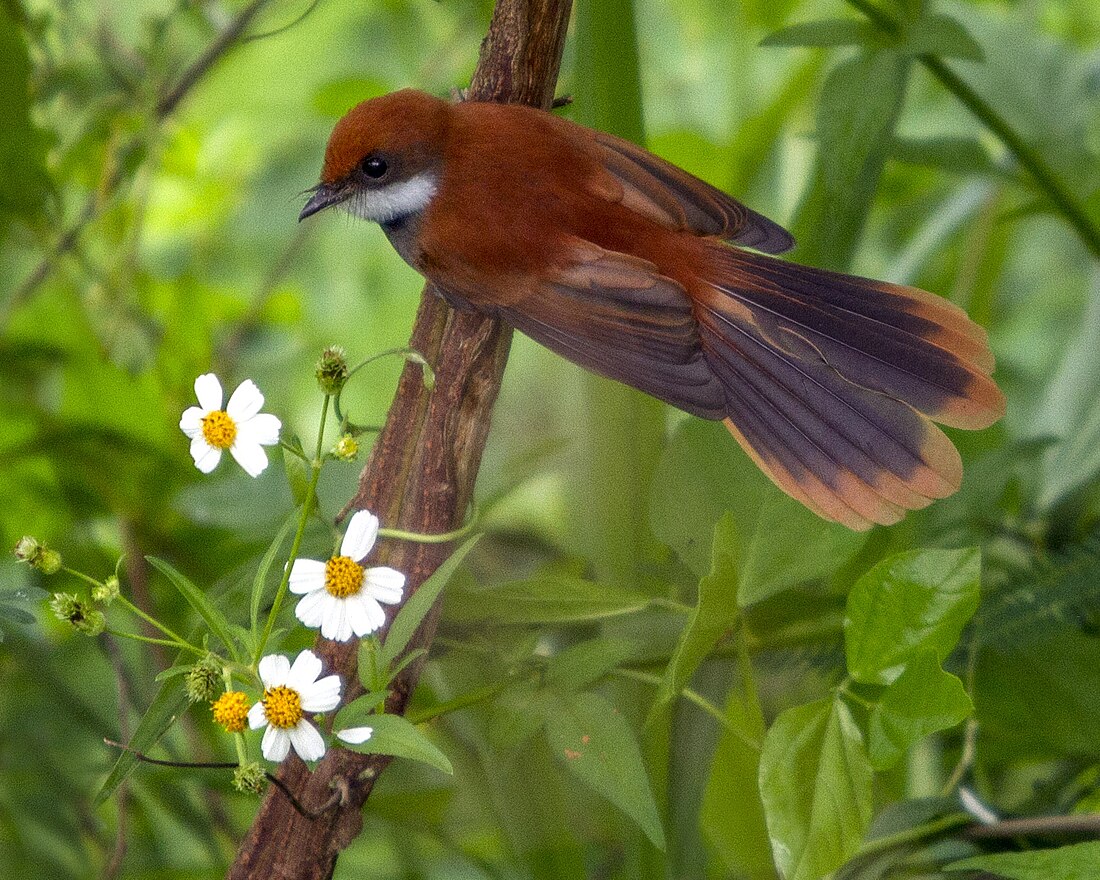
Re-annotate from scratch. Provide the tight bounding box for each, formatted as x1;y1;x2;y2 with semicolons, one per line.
227;1;572;877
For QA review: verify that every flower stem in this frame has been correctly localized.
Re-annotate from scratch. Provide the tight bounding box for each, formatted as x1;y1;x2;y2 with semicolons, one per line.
406;680;511;724
853;811;971;859
377;504;478;544
255;394;330;663
334;347;434;424
110;592;202;653
106;628;205;656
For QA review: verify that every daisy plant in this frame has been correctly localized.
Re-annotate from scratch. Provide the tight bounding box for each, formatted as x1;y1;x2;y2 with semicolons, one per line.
179;373;282;477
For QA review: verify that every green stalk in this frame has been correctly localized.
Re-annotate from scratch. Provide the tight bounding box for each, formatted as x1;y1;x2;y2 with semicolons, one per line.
845;0;1100;259
254;394;330;663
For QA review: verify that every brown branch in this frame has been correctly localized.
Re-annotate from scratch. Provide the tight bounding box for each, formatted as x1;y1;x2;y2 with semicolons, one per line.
966;813;1100;840
226;0;573;877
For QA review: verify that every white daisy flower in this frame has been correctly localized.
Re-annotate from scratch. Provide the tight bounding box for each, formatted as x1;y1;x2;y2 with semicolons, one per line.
289;510;405;642
179;373;281;477
336;726;374;745
247;649;341;763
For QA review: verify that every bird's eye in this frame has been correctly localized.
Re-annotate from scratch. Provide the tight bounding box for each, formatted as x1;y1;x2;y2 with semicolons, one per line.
361;156;388;179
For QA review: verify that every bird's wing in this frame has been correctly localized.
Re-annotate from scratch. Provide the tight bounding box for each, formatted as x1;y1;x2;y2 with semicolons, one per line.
587;130;795;254
495;238;726;419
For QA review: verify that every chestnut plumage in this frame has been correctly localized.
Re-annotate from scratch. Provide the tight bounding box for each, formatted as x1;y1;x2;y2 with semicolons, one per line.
303;89;1005;530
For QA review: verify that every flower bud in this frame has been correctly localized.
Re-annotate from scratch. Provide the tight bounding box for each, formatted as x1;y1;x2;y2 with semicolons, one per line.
315;345;349;394
49;592;105;636
332;433;359;462
185;653;223;704
14;536;61;574
92;575;120;605
233;761;266;795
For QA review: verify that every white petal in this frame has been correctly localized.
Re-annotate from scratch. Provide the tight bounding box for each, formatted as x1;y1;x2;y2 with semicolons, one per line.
340;510;379;561
288;720;326;762
194;373;223;412
261;725;291;762
286;649;322;691
258;653;291;688
179;406;205;438
226;379;264;421
364;567;405;605
247;701;268;730
336;726;373;745
301;674;341;713
320;596;347;641
295;590;329;628
229;440;269;478
241;412;281;446
347;597;375;638
355;595;386;635
190;436;222;474
289;559;326;594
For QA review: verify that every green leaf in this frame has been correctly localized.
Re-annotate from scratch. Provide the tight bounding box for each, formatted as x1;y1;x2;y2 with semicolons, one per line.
250;514;295;635
890;135;999;176
146;556;241;662
761;18;873;49
845;548;981;685
867;651;973;770
331;690;388;727
281;433;312;507
0;6;49;227
902;14;984;62
792;49;910;270
947;841;1100;879
544;637;638;694
702;660;776;880
445;575;650;625
336;712;453;775
95;675;190;804
759;699;873;880
380;535;480;671
650;514;740;720
739;497;866;605
546;692;666;849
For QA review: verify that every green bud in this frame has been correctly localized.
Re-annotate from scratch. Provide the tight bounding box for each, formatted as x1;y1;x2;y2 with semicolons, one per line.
332;433;359;462
92;575;120;605
185;653;223;704
316;345;349;394
49;592;105;636
233;761;267;795
14;536;61;574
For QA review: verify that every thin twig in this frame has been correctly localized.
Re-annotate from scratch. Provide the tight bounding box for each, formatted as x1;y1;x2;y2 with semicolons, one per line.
966;813;1100;839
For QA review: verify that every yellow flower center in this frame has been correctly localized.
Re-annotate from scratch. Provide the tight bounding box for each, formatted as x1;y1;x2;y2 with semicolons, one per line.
212;690;250;733
325;555;364;598
262;685;303;729
201;410;237;449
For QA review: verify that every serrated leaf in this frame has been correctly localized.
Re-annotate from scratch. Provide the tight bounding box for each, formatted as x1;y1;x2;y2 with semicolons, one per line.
546;692;666;849
761;18;872;49
650;514;740;721
868;651;973;770
544;637;638;694
947;841;1100;879
903;14;984;62
445;575;649;625
759;698;873;880
331;690;388;727
96;675;190;804
336;712;452;775
250;514;295;635
146;556;241;662
380;535;480;671
845;548;980;685
739;497;865;605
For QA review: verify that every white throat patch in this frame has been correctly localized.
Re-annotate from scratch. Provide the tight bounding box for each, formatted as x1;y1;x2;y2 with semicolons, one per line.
344;173;438;224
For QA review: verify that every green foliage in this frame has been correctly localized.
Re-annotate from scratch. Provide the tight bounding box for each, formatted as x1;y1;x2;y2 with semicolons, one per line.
4;0;1100;876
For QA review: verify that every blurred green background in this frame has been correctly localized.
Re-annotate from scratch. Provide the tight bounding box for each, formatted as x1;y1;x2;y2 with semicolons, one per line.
2;0;1100;877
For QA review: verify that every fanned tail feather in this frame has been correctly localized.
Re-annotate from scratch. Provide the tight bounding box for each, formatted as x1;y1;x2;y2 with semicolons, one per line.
693;245;1004;530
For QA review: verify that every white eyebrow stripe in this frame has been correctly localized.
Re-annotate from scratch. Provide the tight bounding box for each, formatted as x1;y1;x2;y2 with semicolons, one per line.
344;173;438;223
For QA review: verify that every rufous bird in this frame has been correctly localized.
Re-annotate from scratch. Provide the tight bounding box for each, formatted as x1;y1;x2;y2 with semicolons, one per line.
300;89;1004;530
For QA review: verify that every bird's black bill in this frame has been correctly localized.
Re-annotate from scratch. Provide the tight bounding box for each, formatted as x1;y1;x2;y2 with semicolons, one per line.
298;184;348;221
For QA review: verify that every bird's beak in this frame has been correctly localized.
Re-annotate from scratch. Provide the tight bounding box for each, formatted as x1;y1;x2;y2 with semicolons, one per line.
298;183;348;221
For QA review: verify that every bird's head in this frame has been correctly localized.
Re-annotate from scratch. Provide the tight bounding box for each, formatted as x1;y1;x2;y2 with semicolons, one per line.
299;89;450;225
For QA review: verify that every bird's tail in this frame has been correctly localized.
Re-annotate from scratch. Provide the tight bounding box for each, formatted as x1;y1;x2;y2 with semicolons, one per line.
692;244;1004;530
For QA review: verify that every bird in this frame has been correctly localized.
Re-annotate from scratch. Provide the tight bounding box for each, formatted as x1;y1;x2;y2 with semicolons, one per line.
300;89;1004;531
